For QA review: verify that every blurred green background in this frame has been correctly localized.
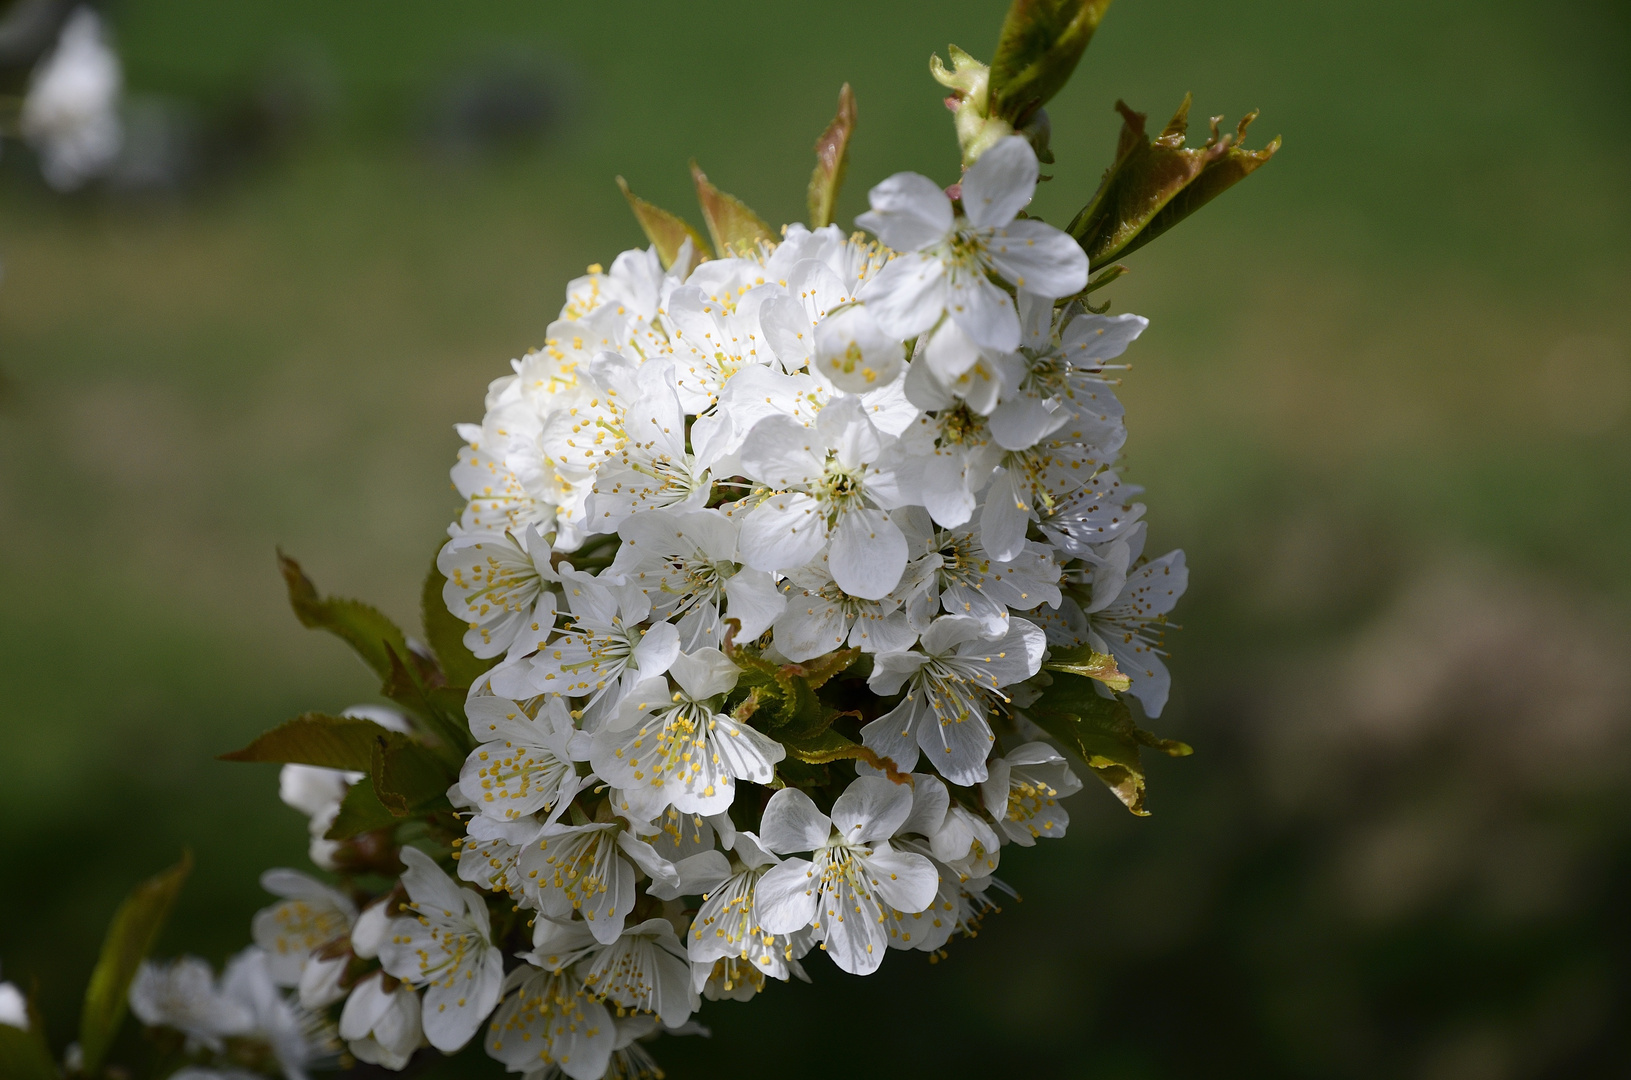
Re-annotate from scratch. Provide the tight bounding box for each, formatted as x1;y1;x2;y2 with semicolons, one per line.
2;0;1628;1077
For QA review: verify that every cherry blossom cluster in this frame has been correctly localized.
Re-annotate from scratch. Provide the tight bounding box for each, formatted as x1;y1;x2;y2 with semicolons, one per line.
122;134;1188;1080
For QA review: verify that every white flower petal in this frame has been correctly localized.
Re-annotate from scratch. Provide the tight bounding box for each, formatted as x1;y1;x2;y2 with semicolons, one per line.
831;775;914;844
759;788;831;853
829;508;907;600
984;219;1090;298
855;171;954;251
857;254;948;341
946;274;1021;351
753;858;820;935
738;493;828;574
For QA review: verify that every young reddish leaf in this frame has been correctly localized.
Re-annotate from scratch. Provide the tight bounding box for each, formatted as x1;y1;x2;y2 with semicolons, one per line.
78;853;192;1076
988;0;1114;126
219;712;397;770
806;83;857;228
278;551;415;683
370;736;455;818
1068;96;1279;265
691;162;775;258
1021;674;1191;815
616;175;710;272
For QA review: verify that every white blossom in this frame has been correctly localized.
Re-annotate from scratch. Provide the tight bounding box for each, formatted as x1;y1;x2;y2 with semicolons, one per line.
251;869;357;988
339;973;422;1071
736;394;912;600
378;848;503;1053
862;615;1046;785
687;831;812;985
590;648;783;820
856;136;1087;351
21;8;122;191
485;960;612;1080
753;777;939;975
438;526;558;659
460;695;584;822
490;566;680;729
606;508;784;651
128;957;253;1051
980;742;1084;845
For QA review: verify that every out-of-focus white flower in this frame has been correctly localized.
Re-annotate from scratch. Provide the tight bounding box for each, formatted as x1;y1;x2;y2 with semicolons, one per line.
753;777;939;975
219;948;340;1080
128;956;254;1051
377;848;502;1053
276;706;412;869
251;869;357;987
338;972;422;1071
0;973;29;1029
20;7;122;191
856;136;1087;351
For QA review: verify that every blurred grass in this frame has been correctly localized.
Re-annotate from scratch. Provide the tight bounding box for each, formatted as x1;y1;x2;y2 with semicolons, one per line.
1;0;1628;1077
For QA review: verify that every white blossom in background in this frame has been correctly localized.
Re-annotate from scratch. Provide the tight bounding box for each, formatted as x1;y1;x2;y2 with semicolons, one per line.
20;7;122;191
338;973;422;1071
0;971;26;1030
251;870;357;988
129;957;254;1051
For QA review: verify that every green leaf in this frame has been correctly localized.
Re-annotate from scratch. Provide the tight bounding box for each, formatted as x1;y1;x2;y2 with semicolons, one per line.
616;176;710;272
1042;644;1131;692
0;1015;56;1080
987;0;1114;125
1067;96;1279;265
381;644;473;758
219;712;399;770
1023;674;1191;815
421;553;496;690
806;83;857;229
691;162;775;258
326;776;398;840
278;551;413;682
78;853;192;1076
371;736;455;818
